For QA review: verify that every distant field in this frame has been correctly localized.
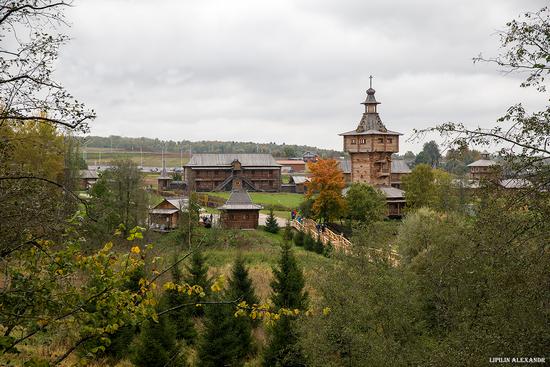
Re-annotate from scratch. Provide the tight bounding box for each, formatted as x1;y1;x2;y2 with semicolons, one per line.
84;148;188;167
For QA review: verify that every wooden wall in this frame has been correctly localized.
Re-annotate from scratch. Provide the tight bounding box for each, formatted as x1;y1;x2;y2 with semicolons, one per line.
220;209;260;229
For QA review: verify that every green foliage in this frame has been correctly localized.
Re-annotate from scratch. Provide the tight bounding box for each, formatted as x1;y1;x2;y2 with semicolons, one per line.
303;233;315;252
184;250;212;317
414;140;441;168
345;183;386;224
85;159;147;247
314;237;324;254
198;255;259;366
402;164;435;210
263;243;308;367
283;220;294;242
131;311;179;367
323;240;333;258
166;258;197;343
300;234;428;366
84;135;342;159
264;208;280;234
293;230;304;247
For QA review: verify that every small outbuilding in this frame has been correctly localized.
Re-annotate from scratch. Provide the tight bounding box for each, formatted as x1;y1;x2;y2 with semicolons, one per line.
467;151;500;181
149;197;188;232
289;175;310;194
79;169;99;190
218;189;262;229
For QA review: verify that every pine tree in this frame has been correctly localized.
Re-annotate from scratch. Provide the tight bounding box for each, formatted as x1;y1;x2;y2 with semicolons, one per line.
105;266;145;360
303;233;315;252
263;243;308;367
131;298;179;367
293;230;304;247
198;255;259;366
264;207;280;234
166;257;197;343
184;250;212;317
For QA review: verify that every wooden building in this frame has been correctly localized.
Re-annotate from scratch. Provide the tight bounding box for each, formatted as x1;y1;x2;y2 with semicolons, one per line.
276;159;307;173
378;186;406;217
467;151;500;181
288;175;310;194
148;197;188;231
79;169;99;190
218;189;262;229
157;159;172;191
338;81;408;217
338;85;402;186
390;160;412;189
185;154;282;192
302;151;319;163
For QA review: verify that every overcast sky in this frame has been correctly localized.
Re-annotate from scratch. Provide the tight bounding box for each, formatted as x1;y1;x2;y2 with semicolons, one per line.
56;0;547;153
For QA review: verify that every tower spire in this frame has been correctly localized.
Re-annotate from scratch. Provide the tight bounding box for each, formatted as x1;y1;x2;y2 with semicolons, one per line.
369;75;373;89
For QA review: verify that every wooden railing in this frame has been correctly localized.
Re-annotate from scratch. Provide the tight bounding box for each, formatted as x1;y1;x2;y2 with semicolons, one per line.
290;218;401;265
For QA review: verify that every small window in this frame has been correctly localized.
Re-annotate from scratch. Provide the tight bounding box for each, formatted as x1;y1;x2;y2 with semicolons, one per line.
378;138;384;143
351;139;356;144
388;138;392;143
360;139;366;144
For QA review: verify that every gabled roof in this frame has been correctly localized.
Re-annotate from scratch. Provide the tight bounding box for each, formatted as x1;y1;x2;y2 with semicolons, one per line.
185;154;280;168
152;197;188;211
499;178;532;189
80;169;99;179
467;159;499;167
218;190;263;210
290;175;310;184
391;160;411;174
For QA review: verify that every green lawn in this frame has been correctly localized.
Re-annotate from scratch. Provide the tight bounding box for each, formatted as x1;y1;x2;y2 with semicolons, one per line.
207;192;304;211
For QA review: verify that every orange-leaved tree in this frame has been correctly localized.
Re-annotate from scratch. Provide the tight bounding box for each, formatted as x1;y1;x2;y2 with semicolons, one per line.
306;159;347;223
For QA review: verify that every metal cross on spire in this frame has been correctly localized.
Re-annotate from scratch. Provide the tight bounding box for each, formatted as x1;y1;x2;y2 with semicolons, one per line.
369;75;373;88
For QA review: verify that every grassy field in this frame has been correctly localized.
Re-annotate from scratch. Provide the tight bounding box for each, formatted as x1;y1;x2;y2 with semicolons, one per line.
84;147;188;167
206;192;304;211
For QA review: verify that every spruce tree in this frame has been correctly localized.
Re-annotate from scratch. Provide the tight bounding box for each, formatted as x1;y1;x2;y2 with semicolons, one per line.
166;257;197;343
304;233;315;252
198;255;259;366
184;250;212;317
105;266;145;360
264;207;280;234
293;230;304;247
131;298;179;367
263;243;308;367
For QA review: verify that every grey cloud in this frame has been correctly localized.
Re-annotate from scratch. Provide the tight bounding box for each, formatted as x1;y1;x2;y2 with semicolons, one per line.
55;0;548;152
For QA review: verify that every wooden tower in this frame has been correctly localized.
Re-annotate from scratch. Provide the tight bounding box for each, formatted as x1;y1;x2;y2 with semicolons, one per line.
339;79;401;186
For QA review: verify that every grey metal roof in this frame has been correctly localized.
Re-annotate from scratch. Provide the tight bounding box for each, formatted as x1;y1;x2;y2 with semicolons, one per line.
149;208;179;215
378;186;405;199
499;178;532;189
166;198;188;210
290;175;310;184
79;169;99;179
339;129;402;136
185;154;280;168
218;190;263;210
467;159;499;167
391;160;411;174
338;160;351;174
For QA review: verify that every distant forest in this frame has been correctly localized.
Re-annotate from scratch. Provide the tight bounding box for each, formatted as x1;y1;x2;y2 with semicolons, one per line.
82;135;344;158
